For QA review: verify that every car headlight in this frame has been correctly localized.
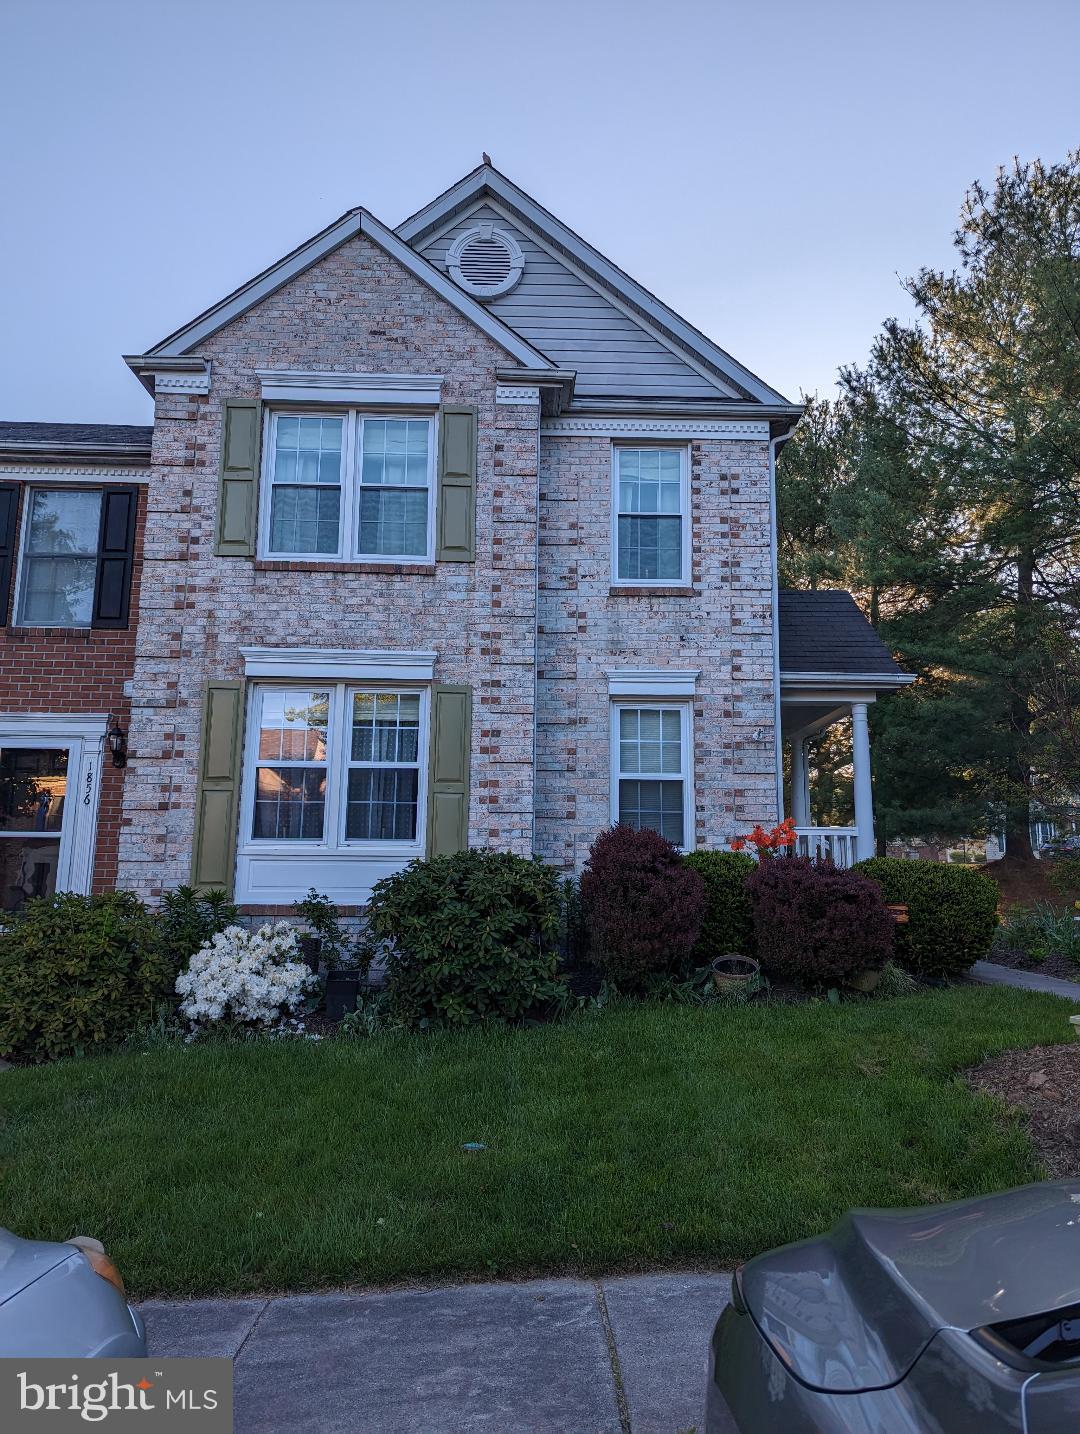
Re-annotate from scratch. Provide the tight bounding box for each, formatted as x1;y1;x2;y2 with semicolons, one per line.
67;1236;127;1297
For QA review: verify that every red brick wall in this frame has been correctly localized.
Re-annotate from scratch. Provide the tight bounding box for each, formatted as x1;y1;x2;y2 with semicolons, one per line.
0;480;145;892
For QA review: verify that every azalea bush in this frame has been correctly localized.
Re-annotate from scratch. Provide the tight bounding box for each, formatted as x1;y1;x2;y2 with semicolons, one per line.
175;924;318;1030
730;818;798;857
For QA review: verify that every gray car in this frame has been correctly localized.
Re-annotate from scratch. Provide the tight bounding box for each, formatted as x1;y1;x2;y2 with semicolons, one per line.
707;1181;1080;1432
0;1228;145;1356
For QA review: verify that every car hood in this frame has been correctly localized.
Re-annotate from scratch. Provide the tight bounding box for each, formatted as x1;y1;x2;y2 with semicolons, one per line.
0;1229;77;1305
739;1181;1080;1392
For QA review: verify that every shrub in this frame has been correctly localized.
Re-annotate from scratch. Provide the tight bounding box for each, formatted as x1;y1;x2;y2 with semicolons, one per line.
683;850;755;959
293;888;366;972
854;857;999;977
175;923;317;1030
579;826;705;990
1047;854;1080;898
158;885;240;970
0;892;172;1063
993;903;1080;962
367;849;563;1029
747;856;893;987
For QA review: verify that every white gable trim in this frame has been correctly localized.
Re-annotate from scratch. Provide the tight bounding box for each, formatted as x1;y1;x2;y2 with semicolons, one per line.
416;195;742;400
140;208;555;372
397;167;794;407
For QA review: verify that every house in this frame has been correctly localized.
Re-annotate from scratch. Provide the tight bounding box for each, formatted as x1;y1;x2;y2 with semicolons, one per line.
0;164;912;914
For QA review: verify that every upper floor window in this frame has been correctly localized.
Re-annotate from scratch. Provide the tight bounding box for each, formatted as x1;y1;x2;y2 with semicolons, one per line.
612;446;689;586
261;411;435;562
12;486;138;629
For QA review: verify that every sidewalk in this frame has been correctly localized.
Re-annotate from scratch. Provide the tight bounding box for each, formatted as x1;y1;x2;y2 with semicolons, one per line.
969;959;1080;1001
140;1272;731;1434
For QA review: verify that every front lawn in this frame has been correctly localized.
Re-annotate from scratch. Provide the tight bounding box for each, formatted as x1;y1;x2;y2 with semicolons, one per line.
1;987;1072;1296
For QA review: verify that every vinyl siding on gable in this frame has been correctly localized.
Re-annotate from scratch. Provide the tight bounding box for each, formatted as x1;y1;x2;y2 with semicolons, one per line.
419;204;726;401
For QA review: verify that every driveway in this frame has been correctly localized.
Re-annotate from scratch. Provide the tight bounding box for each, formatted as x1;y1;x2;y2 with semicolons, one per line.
140;1272;730;1433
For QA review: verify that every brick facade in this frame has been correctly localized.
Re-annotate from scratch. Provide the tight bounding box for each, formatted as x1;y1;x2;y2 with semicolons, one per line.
534;433;778;872
0;475;145;892
116;233;543;902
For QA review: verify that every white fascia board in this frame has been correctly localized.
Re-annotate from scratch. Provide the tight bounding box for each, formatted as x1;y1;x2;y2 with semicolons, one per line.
606;668;701;698
780;671;915;689
396;167;792;406
241;648;438;682
142;208;554;372
257;370;443;406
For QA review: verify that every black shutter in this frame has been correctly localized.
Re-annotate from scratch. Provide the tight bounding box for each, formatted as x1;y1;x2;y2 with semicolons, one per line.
91;486;138;629
0;485;19;626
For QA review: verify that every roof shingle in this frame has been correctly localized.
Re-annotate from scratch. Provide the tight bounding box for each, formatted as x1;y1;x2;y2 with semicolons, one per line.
0;422;153;453
779;589;904;676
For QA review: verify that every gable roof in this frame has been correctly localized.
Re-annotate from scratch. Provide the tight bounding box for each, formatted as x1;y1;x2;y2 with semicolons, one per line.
0;421;153;463
779;590;908;678
132;206;555;372
397;164;796;408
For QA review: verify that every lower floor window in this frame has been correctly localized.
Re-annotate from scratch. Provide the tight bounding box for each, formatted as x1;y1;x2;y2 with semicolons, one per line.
244;684;426;850
612;703;691;848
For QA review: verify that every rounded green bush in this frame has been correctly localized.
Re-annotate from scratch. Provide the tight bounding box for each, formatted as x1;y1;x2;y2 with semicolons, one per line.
683;850;756;959
367;849;563;1029
854;857;999;978
0;891;173;1063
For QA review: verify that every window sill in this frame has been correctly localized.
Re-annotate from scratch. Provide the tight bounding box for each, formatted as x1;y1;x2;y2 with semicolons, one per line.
253;559;437;576
608;586;697;597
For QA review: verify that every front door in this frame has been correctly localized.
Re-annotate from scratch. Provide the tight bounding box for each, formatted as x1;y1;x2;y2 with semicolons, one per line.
0;724;104;911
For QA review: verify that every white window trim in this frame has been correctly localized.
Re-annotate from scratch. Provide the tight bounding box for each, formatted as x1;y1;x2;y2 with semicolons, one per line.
257;408;438;565
606;668;701;699
609;700;694;852
240;647;437;682
610;443;692;589
12;483;104;630
256;371;443;406
0;714;107;897
237;682;430;864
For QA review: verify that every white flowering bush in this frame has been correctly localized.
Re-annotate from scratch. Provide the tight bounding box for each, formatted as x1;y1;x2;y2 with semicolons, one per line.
175;923;318;1030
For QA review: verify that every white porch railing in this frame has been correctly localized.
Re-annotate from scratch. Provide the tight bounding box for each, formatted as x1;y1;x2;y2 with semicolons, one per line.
794;826;859;868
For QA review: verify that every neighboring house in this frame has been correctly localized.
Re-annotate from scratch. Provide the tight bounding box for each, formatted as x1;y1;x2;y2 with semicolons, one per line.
0;421;148;907
0;164;912;914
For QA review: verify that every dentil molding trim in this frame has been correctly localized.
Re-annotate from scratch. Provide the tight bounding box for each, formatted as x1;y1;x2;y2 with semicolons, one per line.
541;418;769;439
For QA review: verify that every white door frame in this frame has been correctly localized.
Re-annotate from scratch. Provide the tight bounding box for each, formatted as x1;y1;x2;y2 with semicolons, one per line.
0;713;109;895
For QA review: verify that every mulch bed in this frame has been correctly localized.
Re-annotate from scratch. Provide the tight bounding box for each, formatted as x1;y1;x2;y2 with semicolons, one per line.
984;946;1080;983
967;1041;1080;1179
977;855;1078;910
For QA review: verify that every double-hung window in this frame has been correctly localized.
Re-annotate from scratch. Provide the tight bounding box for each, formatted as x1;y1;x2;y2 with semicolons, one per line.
244;684;427;851
14;486;138;628
613;446;689;585
611;703;692;848
263;411;435;562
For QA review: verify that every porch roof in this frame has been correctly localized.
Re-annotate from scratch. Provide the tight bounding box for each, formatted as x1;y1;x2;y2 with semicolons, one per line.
778;589;905;679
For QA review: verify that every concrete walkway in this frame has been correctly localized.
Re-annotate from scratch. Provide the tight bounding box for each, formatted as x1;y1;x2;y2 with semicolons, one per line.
970;959;1080;1001
140;1272;731;1434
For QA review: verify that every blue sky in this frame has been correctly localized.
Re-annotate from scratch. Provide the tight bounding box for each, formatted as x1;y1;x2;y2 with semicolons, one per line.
3;0;1077;423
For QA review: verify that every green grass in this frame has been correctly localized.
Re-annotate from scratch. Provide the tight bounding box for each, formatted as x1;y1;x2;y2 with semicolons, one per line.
1;987;1072;1297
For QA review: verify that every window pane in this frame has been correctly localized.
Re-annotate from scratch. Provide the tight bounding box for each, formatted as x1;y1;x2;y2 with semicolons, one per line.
20;556;97;626
345;768;418;841
25;490;101;555
362;419;430;488
351;692;420;763
257;691;328;762
273;415;342;485
358;488;428;556
617;515;682;581
619;779;684;845
269;485;340;554
0;836;61;910
617;451;681;517
0;748;67;832
253;767;325;839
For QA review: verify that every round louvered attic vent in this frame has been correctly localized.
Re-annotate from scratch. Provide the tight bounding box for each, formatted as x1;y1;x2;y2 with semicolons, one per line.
447;223;524;299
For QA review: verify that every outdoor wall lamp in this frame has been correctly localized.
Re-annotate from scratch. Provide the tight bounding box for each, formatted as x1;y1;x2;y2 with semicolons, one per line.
107;716;128;769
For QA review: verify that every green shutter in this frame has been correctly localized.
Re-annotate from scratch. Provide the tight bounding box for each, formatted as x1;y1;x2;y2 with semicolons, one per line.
191;680;245;892
216;400;261;556
436;405;477;562
427;684;472;856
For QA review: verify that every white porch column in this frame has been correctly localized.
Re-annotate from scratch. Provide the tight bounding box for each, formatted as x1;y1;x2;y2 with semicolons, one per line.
790;737;809;825
851;701;875;860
